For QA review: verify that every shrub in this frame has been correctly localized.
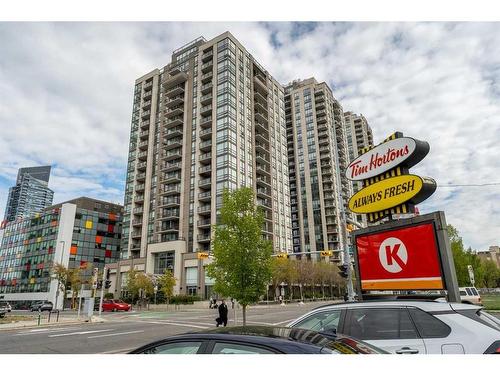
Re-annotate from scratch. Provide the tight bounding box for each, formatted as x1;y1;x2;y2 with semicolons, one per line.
169;295;202;305
104;293;114;299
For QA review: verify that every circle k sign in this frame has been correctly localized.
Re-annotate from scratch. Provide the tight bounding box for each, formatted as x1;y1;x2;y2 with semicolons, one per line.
378;237;408;273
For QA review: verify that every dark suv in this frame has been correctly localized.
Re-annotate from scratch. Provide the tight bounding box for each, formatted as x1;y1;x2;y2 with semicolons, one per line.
30;301;53;312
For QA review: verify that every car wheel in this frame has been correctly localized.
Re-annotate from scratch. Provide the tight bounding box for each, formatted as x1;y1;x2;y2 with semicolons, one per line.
112;308;117;312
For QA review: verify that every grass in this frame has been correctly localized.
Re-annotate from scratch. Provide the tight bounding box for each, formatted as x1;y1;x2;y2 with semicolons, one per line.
0;315;35;324
481;294;500;310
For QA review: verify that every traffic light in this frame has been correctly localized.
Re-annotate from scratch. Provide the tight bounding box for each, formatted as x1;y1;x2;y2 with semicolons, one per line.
197;252;209;259
105;267;111;280
346;224;355;232
338;264;349;278
276;252;288;259
104;280;112;289
96;280;103;290
320;250;332;257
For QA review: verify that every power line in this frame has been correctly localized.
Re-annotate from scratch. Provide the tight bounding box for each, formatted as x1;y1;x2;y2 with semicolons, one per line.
438;182;500;188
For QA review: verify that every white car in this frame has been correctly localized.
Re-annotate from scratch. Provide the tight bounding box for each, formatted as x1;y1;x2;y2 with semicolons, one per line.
288;300;500;354
459;287;482;305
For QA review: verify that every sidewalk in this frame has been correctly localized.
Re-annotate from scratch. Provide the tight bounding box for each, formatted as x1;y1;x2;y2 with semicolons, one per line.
0;314;106;331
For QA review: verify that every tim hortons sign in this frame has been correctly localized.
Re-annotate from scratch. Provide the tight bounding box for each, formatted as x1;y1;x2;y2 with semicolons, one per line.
347;132;435;223
348;174;437;214
346;137;430;181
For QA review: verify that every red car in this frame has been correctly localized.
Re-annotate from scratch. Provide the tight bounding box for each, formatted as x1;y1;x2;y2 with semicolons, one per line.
101;299;131;312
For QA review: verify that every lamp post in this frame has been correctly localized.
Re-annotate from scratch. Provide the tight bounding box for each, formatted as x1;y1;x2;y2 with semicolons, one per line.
54;240;65;311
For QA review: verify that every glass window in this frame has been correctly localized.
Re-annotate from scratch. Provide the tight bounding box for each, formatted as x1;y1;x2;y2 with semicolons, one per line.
141;341;203;354
408;308;451;338
347;308;418;340
292;310;341;335
212;342;274;354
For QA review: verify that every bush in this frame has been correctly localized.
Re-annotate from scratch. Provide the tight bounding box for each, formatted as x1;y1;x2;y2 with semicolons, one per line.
169;295;202;305
104;293;114;299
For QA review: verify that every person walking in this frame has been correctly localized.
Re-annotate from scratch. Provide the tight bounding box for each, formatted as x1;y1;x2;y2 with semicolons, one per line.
216;299;228;327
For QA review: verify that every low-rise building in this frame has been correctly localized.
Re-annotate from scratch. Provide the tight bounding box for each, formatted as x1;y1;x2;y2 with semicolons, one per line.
477;245;500;268
0;197;122;309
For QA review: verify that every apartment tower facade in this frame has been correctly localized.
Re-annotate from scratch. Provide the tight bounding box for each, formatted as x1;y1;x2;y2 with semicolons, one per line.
344;112;374;226
120;32;292;290
3;166;54;223
284;78;350;261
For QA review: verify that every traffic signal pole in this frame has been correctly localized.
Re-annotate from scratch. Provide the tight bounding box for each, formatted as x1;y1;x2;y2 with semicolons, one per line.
99;267;106;316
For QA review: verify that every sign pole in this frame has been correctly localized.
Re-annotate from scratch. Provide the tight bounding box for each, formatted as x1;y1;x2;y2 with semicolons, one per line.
99;267;106;316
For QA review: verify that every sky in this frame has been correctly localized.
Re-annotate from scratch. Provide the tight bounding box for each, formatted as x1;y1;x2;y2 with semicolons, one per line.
0;22;498;251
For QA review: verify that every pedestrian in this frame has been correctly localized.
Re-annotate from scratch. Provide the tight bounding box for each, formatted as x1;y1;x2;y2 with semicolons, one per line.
216;299;228;327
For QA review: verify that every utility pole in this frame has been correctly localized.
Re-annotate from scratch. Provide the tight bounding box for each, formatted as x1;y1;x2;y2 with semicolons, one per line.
343;219;355;301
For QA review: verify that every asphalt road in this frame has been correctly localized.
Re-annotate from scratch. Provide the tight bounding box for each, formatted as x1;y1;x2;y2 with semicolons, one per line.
0;303;325;354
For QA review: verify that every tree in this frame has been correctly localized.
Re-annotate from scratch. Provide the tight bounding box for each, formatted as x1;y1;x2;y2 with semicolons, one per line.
125;269;154;305
51;263;69;309
270;257;288;300
283;259;299;302
207;187;273;325
157;269;176;304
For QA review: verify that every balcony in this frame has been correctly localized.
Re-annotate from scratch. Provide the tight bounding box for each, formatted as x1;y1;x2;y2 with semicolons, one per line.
254;100;268;115
165;127;183;139
160;185;181;195
199;164;212;176
163;172;181;183
163;71;187;90
166;84;185;97
199;127;212;140
135;184;145;192
162;209;180;219
165;106;184;118
197;218;211;228
201;49;213;62
255;121;269;137
200;116;212;128
143;89;152;100
197;233;211;242
164;138;182;150
165;116;183;128
142;100;151;110
324;199;336;208
136;172;146;181
200;93;213;105
163;148;182;161
159;197;180;208
139;130;149;140
255;112;268;126
255;132;269;146
133;207;143;214
198;191;212;202
131;231;142;239
198;205;211;215
159;225;180;233
317;114;327;124
144;81;153;89
137;162;147;171
200;105;212;115
199;178;211;188
201;61;213;73
134;195;145;204
137;151;148;161
253;74;268;94
163;161;181;172
199;139;212;151
201;71;213;84
141;110;151;119
200;82;213;94
138;140;148;150
199;152;212;164
165;96;184;109
132;220;142;227
256;187;271;198
256;176;271;187
140;120;150;130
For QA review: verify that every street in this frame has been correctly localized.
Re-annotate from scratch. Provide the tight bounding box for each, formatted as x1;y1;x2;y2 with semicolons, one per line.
0;302;329;354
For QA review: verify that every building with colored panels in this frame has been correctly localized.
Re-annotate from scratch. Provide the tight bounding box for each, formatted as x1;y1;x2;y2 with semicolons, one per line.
0;197;122;309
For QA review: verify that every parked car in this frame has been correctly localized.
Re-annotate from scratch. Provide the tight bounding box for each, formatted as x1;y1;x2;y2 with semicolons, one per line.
129;326;387;354
101;299;131;312
288;300;500;354
459;287;482;305
0;301;12;313
30;301;53;312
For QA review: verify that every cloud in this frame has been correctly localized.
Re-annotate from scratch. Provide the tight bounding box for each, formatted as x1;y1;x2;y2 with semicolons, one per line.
0;22;498;251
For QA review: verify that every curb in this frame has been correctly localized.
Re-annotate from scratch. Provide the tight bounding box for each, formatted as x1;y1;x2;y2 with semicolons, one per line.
0;317;108;332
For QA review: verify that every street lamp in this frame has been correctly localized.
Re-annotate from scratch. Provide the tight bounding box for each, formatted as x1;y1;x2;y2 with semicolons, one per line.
54;240;65;311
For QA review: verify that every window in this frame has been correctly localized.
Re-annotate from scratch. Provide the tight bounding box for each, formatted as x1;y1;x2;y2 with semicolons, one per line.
347;308;418;340
292;310;341;335
408;308;451;338
141;341;203;354
211;342;275;354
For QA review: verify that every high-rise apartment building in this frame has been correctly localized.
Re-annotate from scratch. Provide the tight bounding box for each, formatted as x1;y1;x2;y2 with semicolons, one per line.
344;112;374;226
284;78;349;261
118;32;292;295
3;166;54;222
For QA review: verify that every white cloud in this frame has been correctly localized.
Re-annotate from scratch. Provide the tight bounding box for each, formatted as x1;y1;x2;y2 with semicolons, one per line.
0;22;498;250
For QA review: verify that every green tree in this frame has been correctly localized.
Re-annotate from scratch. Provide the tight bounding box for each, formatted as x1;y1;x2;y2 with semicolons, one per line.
270;257;288;300
157;269;176;304
125;269;154;305
207;187;273;325
51;263;69;309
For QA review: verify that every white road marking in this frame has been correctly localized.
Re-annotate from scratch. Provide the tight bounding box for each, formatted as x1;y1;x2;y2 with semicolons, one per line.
14;327;79;336
87;330;144;339
272;318;295;326
48;329;114;338
140;320;209;329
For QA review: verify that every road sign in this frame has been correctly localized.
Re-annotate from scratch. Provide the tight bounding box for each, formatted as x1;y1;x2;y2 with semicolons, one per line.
355;221;444;290
348;174;436;214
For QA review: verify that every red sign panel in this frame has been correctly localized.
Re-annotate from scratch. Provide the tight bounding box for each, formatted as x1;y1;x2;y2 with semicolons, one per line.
356;222;444;290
